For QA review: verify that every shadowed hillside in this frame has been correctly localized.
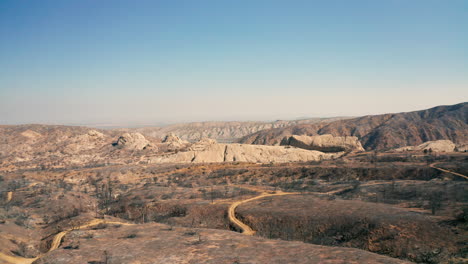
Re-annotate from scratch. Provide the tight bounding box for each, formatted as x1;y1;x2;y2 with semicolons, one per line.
239;102;468;150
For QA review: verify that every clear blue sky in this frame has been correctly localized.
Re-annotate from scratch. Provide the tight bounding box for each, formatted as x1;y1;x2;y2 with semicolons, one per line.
1;0;467;125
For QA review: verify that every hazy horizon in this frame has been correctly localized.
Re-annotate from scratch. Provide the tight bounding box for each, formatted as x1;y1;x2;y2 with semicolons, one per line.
1;1;467;125
2;101;466;129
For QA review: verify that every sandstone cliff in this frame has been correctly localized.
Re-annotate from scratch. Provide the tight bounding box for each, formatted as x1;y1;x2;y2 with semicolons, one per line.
281;134;364;152
151;141;342;164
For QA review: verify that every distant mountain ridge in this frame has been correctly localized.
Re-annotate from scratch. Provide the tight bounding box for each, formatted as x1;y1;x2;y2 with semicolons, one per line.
126;117;350;143
239;102;468;150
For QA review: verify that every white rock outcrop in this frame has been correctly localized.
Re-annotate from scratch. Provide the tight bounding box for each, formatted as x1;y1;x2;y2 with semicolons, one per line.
162;133;183;144
160;133;189;150
151;142;343;164
456;144;468;152
20;130;42;140
115;133;151;150
281;134;364;152
394;140;456;152
87;130;104;138
189;138;217;151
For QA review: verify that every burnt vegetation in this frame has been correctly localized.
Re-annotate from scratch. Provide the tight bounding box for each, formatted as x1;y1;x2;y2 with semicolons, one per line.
0;152;467;263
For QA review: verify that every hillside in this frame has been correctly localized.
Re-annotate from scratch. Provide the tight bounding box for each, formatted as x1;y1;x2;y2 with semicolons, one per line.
240;102;468;150
32;221;409;264
126;117;349;142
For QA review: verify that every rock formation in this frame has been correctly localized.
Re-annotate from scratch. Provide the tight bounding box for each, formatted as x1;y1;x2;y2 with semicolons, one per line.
20;130;42;140
188;138;217;151
87;129;104;138
394;140;456;152
456;144;468;152
114;133;151;150
161;133;189;149
162;133;183;144
151;141;342;164
281;134;364;152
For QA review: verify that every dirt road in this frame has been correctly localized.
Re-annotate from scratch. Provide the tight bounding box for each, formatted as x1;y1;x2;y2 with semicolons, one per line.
4;183;40;203
228;189;299;235
0;218;133;264
226;182;417;236
5;191;12;203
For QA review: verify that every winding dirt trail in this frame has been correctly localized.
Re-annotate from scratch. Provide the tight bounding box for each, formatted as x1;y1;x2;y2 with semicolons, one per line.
430;163;468;180
226;182;416;236
228;189;299;235
0;218;133;264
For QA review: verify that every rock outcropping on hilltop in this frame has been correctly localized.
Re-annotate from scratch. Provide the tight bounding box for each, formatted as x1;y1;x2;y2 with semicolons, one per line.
281;134;364;152
114;133;152;150
161;133;189;150
394;140;456;152
151;139;342;164
20;129;43;140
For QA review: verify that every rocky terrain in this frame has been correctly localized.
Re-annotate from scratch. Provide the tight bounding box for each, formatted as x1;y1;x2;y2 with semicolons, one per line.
394;140;457;152
114;132;153;150
151;138;342;164
0;125;342;171
0;125;117;171
0;103;467;264
3;103;463;172
280;134;365;152
127;117;349;143
240;102;468;150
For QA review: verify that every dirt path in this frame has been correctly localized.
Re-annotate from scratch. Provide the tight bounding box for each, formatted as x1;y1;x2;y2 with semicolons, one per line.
5;191;12;203
4;183;40;203
226;183;364;236
228;189;299;235
430;163;468;180
0;218;133;264
226;182;421;236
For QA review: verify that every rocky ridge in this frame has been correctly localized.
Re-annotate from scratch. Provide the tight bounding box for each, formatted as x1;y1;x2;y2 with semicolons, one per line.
281;134;365;152
0;125;342;170
240;102;468;150
129;117;349;142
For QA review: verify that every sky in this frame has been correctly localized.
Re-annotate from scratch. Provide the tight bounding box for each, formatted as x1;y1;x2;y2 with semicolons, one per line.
0;0;467;126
